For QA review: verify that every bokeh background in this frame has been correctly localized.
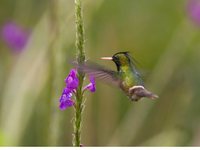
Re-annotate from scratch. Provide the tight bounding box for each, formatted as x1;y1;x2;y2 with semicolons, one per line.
0;0;200;146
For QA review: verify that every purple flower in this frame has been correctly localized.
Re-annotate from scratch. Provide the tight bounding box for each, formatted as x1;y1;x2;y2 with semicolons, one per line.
59;88;74;110
65;69;79;90
59;69;96;111
59;98;74;110
187;0;200;26
84;76;96;92
1;22;29;53
59;69;79;111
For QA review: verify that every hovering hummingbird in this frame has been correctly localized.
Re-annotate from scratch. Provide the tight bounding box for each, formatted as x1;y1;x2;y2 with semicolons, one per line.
76;51;158;101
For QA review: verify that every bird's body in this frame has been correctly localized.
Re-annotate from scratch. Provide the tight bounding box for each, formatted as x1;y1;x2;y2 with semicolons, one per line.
77;51;158;101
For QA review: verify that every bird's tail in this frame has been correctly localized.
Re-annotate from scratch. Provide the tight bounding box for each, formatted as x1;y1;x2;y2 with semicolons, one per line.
129;85;158;101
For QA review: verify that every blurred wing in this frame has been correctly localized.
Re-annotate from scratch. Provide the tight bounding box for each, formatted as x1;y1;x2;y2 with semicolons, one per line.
74;61;121;87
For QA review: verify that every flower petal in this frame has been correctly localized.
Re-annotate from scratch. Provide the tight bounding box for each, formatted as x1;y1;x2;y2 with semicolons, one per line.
65;69;79;90
84;76;96;92
62;87;72;96
59;99;74;110
59;88;74;110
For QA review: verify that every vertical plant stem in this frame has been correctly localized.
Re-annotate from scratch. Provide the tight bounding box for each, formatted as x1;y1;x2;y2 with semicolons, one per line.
73;0;85;146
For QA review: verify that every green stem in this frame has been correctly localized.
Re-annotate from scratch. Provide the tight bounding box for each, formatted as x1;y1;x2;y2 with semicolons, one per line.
73;0;85;146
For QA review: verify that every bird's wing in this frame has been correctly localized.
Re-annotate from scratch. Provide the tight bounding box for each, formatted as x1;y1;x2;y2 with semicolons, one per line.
74;61;121;87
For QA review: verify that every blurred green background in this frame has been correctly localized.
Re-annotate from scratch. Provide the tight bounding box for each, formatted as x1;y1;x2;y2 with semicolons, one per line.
0;0;200;146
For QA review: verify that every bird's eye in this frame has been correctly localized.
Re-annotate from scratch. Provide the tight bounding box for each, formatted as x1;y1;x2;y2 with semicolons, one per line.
114;56;120;65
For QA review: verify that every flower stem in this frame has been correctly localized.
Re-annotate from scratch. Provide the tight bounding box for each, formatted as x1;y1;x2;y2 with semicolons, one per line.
73;0;85;146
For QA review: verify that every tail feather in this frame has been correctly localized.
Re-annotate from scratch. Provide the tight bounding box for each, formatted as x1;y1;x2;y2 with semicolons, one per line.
129;85;158;101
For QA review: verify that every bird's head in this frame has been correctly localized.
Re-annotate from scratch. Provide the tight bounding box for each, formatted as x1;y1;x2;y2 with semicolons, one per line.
101;51;131;71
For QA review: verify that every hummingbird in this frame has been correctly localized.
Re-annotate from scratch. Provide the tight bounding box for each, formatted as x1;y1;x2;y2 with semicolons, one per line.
76;51;158;101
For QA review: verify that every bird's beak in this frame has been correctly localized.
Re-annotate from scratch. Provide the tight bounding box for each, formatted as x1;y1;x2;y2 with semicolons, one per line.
100;57;113;60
